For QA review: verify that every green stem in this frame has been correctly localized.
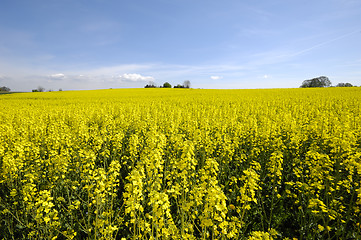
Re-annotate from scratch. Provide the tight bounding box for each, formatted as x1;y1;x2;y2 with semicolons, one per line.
268;184;276;230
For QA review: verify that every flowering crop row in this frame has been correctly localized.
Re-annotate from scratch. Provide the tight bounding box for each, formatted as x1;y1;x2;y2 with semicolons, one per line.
1;88;360;239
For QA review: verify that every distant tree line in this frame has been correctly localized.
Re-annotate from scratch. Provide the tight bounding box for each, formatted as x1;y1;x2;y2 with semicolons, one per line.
300;76;356;88
0;86;11;92
335;82;354;87
145;80;191;89
144;82;157;88
32;86;45;92
31;86;63;92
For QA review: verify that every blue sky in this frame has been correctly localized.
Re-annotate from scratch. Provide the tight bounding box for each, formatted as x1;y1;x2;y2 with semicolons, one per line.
0;0;360;91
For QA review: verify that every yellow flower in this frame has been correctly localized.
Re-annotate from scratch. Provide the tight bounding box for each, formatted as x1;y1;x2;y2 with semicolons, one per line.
318;224;324;232
44;216;51;224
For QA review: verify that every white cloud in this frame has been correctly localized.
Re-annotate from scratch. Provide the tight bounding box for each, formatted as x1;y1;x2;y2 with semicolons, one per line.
49;73;66;79
117;73;154;82
210;75;223;80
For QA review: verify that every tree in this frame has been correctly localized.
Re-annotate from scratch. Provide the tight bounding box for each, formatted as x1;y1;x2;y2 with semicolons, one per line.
32;86;45;92
0;86;10;92
144;84;157;88
163;82;171;88
336;82;353;87
163;82;172;88
183;80;191;88
144;81;157;88
300;76;331;88
173;84;184;88
37;86;45;92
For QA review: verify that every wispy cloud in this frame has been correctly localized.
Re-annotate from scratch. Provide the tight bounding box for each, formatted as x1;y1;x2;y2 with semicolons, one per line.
244;29;361;69
49;73;66;80
79;20;123;46
0;27;35;49
289;30;361;57
116;73;154;82
0;75;7;83
87;64;155;75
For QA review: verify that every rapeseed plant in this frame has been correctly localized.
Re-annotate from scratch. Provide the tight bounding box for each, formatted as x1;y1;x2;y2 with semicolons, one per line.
0;88;360;239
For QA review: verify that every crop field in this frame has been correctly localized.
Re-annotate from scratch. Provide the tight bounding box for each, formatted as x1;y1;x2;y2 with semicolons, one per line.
0;88;360;239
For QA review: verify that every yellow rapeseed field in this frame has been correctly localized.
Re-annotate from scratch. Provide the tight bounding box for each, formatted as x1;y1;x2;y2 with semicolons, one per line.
1;88;360;239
